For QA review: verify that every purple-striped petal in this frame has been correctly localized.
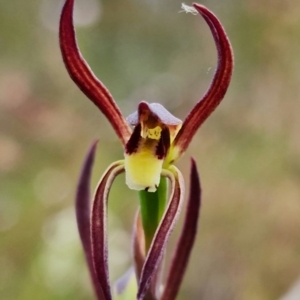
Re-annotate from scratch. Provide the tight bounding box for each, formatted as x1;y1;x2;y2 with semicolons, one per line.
91;161;125;300
173;4;233;156
161;158;201;300
59;0;131;146
137;167;185;300
76;141;105;300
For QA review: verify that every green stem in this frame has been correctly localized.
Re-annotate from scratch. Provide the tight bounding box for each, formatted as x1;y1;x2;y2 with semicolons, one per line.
138;177;168;251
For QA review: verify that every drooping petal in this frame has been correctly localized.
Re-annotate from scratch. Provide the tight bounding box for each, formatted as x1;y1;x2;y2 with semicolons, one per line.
91;161;125;300
173;4;234;157
59;0;131;146
161;158;201;300
76;141;106;300
137;166;185;300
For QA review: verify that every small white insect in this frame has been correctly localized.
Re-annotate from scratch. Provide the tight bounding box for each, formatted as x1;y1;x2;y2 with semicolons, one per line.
179;3;198;15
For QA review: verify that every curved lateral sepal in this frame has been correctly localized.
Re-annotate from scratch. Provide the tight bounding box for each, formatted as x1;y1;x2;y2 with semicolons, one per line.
59;0;131;146
76;141;107;300
161;158;201;300
173;3;234;157
91;161;125;300
137;166;185;300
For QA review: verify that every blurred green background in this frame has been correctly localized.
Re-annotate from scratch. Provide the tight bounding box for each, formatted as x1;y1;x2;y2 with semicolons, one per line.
1;0;300;299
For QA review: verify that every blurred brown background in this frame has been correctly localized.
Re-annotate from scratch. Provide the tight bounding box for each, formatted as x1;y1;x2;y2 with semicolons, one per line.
1;0;300;299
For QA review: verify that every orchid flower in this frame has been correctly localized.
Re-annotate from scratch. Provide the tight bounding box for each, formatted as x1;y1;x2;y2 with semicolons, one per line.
59;0;233;299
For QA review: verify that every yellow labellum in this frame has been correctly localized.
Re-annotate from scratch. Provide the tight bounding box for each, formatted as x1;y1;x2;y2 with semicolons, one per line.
124;145;163;192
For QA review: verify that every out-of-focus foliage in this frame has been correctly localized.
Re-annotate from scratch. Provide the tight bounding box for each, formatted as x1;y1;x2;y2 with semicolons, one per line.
1;0;300;299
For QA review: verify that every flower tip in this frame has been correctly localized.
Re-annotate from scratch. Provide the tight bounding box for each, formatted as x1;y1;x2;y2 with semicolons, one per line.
91;138;99;149
192;2;203;9
189;157;201;194
61;0;74;17
192;3;210;16
190;156;196;166
77;141;98;200
79;140;98;176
